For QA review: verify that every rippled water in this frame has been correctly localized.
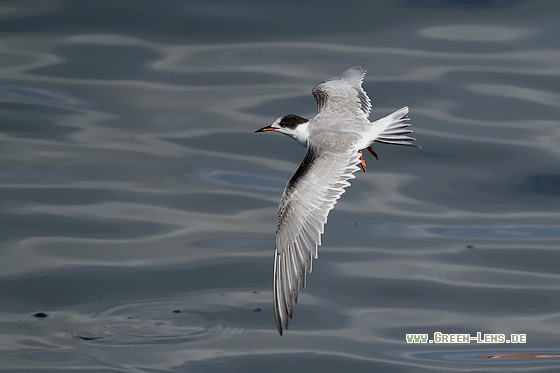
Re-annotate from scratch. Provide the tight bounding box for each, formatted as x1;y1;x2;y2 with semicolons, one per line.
1;1;560;371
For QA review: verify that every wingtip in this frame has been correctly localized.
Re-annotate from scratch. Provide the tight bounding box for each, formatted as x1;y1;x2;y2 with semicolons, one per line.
351;64;367;76
336;65;367;82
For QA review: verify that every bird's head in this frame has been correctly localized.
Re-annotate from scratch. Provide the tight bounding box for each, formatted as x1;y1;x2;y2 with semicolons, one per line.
254;114;310;147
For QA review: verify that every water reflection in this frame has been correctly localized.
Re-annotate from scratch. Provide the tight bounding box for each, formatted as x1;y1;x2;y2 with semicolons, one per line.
420;25;537;42
1;0;560;372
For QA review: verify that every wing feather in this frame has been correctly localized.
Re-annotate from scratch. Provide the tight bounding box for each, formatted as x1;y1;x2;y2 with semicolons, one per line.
273;144;361;334
312;65;371;122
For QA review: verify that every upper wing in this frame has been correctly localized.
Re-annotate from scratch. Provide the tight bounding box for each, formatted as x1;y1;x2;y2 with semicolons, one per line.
312;65;372;123
273;143;361;335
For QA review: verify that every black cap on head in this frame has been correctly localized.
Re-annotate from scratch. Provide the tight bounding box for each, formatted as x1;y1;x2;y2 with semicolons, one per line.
279;114;308;129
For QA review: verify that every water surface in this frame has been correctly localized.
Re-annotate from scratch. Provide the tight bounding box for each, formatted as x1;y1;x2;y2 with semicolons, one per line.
1;0;560;371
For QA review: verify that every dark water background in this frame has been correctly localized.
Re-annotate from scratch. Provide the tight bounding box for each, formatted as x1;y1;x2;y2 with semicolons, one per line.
1;0;560;371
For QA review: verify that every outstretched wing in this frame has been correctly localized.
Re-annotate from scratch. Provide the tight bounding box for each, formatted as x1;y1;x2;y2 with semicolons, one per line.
273;144;361;335
312;65;372;123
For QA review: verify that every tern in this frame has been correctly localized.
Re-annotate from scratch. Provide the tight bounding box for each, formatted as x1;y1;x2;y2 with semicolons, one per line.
255;65;418;335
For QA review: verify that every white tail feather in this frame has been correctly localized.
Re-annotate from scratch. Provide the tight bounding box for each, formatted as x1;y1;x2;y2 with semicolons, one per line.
368;106;419;148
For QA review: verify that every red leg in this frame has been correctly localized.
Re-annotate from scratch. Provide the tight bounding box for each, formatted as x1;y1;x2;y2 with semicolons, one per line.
358;150;367;172
367;146;379;160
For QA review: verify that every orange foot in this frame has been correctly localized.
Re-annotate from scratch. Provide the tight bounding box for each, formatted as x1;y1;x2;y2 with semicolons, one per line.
359;150;367;172
359;147;379;172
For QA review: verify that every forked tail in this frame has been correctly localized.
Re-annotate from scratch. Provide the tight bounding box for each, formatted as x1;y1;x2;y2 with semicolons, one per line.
370;106;419;148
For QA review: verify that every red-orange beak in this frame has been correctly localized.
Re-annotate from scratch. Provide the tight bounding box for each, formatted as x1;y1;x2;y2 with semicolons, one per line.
254;126;276;133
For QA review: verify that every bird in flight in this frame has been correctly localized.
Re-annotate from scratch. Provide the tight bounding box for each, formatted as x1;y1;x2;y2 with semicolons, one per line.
255;65;418;335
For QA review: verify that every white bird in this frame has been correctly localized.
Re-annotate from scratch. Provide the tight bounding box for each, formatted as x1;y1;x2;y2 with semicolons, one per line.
255;65;418;335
